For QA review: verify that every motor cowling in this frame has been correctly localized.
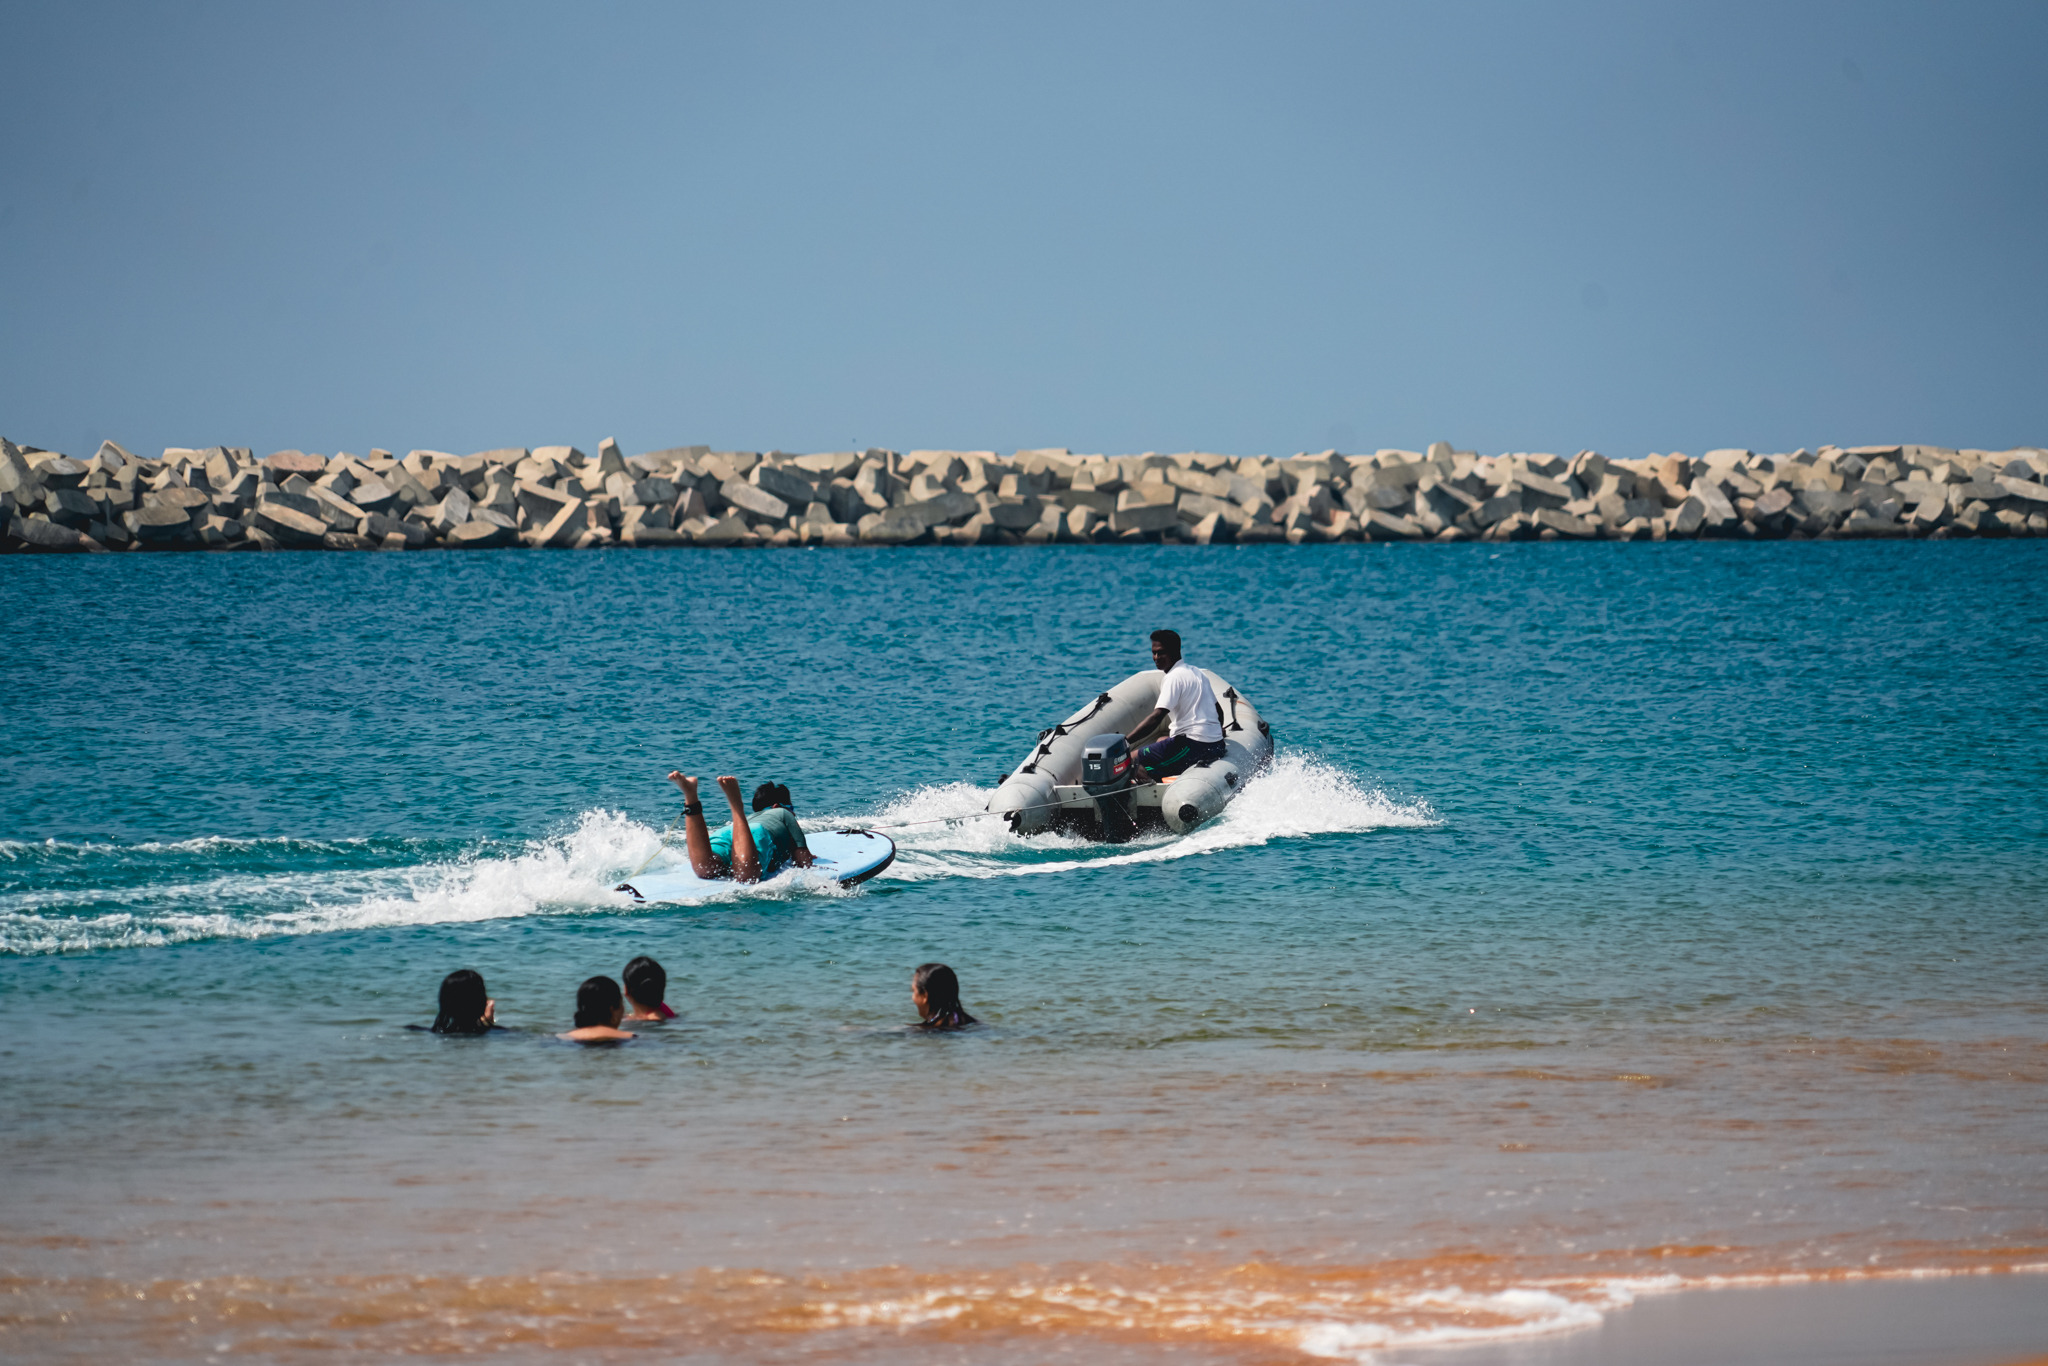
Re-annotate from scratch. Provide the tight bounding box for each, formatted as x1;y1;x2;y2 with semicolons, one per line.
1080;733;1138;843
1081;734;1133;796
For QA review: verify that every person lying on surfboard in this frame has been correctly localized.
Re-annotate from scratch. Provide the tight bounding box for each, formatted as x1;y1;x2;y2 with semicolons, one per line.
667;772;817;882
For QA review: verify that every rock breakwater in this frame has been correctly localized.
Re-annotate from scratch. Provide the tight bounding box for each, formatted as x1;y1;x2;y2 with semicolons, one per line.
4;436;2045;552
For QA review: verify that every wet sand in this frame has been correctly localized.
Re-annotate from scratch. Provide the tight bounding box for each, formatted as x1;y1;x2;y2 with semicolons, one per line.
5;1263;2041;1363
1411;1273;2048;1366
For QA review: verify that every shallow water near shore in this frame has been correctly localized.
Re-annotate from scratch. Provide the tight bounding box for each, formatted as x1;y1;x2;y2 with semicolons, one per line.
3;542;2045;1362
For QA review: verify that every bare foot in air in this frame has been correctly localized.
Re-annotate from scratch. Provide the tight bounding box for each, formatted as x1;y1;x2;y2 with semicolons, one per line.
668;771;699;802
715;775;745;809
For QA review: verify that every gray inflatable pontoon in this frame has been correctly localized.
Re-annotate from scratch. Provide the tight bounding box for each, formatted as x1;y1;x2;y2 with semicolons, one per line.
987;669;1272;842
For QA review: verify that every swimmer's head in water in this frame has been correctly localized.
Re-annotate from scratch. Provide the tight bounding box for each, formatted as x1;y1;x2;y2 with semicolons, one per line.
622;955;666;1011
574;975;625;1030
752;782;794;813
912;962;975;1026
433;969;490;1035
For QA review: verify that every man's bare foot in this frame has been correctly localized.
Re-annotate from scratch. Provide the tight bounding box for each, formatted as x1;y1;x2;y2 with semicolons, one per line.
715;775;746;810
669;772;699;802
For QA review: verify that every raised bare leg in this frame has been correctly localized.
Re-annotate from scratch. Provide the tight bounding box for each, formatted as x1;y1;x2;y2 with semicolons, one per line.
669;771;726;879
717;775;762;882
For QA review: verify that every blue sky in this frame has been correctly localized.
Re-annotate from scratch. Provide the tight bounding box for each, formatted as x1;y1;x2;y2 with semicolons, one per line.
2;0;2043;461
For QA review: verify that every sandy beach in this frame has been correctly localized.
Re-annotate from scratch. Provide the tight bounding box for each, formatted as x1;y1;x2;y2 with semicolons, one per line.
1416;1274;2048;1366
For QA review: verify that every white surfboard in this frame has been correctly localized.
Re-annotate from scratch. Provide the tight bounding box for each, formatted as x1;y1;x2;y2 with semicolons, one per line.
613;828;897;905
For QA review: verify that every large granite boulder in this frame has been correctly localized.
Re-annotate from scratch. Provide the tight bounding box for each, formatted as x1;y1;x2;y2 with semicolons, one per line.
253;500;329;547
264;451;327;477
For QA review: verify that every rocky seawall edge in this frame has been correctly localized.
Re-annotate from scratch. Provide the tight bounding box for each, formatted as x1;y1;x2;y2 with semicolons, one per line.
4;436;2046;553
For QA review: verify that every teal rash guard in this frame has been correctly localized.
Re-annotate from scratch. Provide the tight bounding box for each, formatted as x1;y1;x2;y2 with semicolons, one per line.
705;806;808;874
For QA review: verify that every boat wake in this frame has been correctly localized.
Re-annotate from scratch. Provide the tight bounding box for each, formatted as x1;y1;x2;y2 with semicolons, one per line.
0;753;1433;955
872;750;1439;883
0;814;661;955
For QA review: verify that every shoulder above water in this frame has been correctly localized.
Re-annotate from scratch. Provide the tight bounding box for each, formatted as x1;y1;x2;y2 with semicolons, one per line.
558;1026;636;1044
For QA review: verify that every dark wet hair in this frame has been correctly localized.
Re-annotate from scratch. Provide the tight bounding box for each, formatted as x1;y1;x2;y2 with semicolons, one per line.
574;975;624;1029
752;782;793;813
622;955;666;1010
913;962;976;1027
1150;629;1181;654
432;969;490;1035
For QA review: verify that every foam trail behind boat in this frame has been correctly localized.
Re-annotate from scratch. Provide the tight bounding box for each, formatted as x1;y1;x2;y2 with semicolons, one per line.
880;751;1438;883
1;811;668;954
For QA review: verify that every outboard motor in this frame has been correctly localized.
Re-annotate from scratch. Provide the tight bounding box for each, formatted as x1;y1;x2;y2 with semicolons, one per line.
1080;733;1138;843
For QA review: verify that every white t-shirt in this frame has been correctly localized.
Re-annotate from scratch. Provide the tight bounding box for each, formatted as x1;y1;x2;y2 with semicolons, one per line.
1157;660;1224;743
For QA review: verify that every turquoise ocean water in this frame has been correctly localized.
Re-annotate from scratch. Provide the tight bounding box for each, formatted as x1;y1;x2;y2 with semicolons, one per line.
2;543;2044;1362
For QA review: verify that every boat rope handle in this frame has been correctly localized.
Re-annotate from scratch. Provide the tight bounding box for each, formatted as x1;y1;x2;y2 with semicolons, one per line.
1024;693;1118;770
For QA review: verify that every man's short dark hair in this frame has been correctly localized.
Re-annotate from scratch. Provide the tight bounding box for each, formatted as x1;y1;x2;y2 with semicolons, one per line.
1150;629;1181;653
752;782;793;813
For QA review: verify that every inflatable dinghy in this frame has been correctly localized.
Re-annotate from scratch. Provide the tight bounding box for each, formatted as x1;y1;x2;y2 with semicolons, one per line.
987;670;1272;841
614;829;896;904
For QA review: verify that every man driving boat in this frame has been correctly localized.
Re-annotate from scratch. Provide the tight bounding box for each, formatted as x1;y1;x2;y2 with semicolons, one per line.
1123;629;1227;781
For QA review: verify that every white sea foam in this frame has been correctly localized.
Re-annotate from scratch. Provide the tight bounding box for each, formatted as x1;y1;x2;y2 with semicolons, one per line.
0;834;380;858
0;810;664;955
872;750;1438;883
2;752;1436;953
1294;1280;1661;1360
799;1271;1676;1360
332;807;664;929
